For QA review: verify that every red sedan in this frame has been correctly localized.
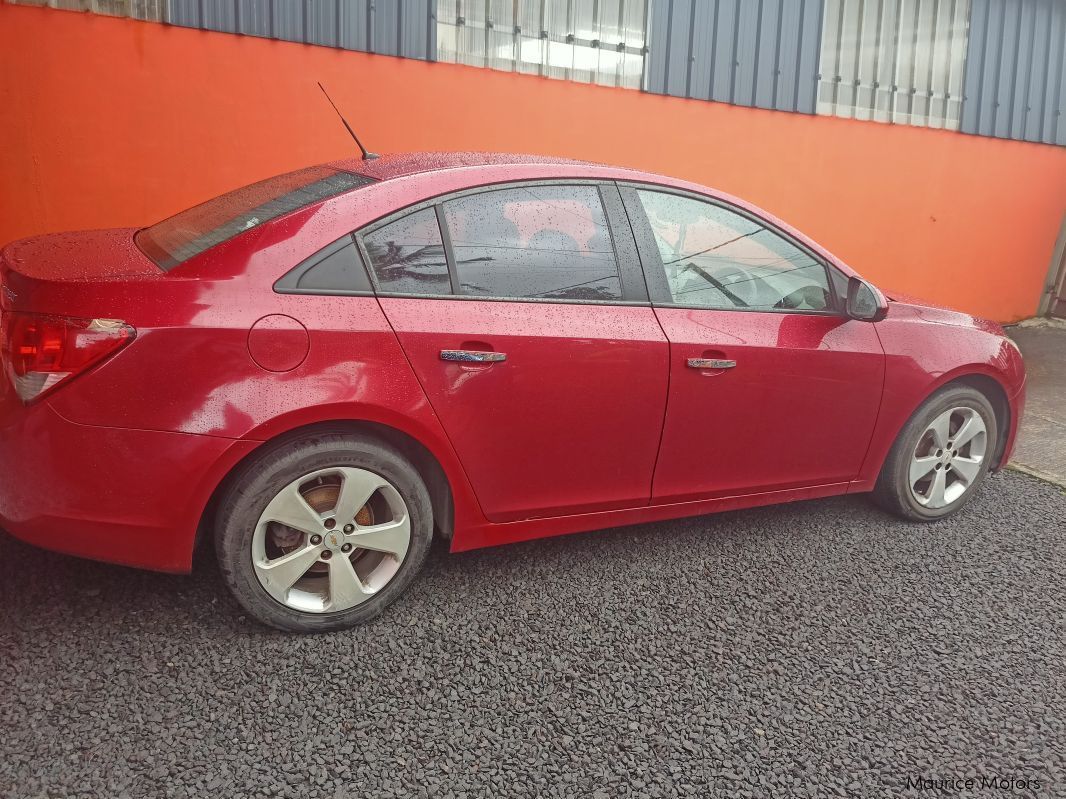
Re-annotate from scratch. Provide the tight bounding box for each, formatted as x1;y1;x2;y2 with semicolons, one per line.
0;153;1025;632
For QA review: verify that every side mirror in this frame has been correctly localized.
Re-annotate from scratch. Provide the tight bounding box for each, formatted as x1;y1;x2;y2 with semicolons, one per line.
846;276;888;322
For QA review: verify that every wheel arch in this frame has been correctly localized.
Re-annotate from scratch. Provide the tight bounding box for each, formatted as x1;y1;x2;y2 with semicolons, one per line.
860;365;1016;492
946;373;1012;470
195;418;462;555
893;369;1013;471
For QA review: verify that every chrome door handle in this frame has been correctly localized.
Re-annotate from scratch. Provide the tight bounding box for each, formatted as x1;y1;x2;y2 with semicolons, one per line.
687;358;736;369
440;350;507;363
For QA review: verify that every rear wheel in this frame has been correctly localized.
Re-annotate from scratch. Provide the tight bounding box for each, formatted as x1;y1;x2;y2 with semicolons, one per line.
215;433;433;632
873;385;998;521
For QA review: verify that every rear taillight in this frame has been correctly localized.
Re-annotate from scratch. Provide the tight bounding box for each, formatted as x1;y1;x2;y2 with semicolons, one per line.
1;312;135;403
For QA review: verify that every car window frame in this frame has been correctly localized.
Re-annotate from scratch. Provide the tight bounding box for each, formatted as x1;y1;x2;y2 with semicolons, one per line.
358;205;455;297
274;234;376;296
353;179;651;306
617;182;846;317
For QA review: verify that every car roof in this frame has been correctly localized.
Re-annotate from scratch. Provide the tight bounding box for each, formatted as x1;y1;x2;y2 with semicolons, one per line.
329;151;622;181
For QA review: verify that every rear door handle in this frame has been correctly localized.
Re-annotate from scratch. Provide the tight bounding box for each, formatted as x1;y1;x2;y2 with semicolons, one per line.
687;358;736;369
440;350;507;363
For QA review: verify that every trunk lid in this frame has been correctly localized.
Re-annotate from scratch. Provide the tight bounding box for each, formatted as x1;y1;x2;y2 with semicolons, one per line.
0;228;164;315
2;228;162;281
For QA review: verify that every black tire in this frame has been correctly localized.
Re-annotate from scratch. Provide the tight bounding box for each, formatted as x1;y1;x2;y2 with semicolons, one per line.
872;384;998;521
214;433;433;633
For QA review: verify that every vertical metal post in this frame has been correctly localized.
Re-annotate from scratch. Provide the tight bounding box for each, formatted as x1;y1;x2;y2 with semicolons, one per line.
729;0;741;104
855;0;868;118
942;0;957;126
870;0;886;119
907;0;921;120
888;0;903;122
924;0;941;126
1038;213;1066;318
640;0;650;90
831;0;846;113
685;0;697;97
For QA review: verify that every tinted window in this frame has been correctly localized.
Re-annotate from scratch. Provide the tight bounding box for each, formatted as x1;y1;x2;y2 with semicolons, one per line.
443;185;622;301
137;167;374;270
637;190;832;312
363;209;450;295
276;237;372;293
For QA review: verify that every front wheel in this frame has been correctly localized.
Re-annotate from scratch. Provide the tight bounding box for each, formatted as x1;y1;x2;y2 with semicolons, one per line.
215;433;433;633
873;385;998;521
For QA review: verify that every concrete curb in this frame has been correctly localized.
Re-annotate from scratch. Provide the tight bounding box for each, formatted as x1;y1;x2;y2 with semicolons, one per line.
1006;462;1066;491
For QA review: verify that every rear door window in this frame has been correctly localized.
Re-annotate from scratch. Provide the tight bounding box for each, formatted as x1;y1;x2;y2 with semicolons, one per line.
441;185;623;301
136;167;374;270
362;208;451;295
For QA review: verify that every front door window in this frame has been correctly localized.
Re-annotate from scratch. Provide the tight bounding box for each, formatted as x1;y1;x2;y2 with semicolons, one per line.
636;190;833;312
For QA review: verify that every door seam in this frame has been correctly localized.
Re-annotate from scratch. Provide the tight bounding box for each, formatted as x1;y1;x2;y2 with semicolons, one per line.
647;313;674;506
615;180;672;506
851;321;890;488
372;296;489;519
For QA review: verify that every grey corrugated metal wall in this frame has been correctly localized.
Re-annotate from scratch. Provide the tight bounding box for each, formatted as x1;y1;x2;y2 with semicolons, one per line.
166;0;437;60
961;0;1066;145
16;0;1066;147
643;0;825;114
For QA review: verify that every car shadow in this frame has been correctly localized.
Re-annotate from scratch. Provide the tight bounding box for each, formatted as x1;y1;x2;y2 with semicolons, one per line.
0;491;895;642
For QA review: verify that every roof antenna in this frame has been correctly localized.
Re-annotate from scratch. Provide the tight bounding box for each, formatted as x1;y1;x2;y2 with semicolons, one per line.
317;81;379;161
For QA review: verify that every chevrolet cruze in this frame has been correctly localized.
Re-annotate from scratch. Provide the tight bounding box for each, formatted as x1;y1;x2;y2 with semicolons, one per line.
0;152;1026;632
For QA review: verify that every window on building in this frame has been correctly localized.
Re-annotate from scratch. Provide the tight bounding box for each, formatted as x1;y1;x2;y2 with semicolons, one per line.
443;184;623;301
818;0;971;129
436;0;648;89
8;0;165;20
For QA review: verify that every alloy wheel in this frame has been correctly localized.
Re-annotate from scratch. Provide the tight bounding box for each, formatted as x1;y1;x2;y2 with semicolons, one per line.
251;467;411;613
908;406;988;509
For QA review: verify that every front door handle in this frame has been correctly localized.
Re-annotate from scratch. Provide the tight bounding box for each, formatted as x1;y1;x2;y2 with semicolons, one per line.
687;358;736;369
440;349;507;363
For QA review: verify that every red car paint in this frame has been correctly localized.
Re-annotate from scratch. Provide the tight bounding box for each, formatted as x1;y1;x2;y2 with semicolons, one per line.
0;153;1026;572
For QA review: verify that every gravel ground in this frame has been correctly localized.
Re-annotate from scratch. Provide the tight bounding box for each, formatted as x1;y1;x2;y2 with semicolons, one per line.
2;471;1064;799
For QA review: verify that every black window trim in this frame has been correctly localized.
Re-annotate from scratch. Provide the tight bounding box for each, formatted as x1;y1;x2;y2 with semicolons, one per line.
616;181;847;317
352;179;651;307
433;203;461;295
274;233;377;296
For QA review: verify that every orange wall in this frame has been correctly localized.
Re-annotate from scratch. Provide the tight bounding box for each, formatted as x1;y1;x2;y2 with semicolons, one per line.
2;3;1065;322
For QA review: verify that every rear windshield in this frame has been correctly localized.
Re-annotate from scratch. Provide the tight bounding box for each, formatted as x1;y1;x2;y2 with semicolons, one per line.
135;166;374;270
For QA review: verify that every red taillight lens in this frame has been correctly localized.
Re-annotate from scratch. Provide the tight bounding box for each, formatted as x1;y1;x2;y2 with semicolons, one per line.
1;312;135;403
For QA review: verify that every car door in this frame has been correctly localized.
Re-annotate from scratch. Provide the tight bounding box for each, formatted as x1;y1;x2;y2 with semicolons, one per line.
619;184;885;503
361;181;670;523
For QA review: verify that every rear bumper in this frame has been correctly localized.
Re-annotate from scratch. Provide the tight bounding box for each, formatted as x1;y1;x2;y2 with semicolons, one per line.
0;399;254;572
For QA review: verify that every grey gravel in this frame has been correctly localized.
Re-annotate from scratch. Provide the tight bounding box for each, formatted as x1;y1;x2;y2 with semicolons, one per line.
2;471;1064;798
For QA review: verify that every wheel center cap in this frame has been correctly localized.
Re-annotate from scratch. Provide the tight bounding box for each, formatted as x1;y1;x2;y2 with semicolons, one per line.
323;530;344;550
